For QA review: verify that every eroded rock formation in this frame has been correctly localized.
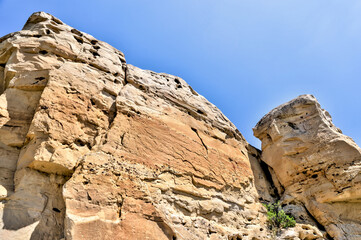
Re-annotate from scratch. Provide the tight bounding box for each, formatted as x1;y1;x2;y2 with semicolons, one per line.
0;11;358;240
0;12;270;240
254;95;361;240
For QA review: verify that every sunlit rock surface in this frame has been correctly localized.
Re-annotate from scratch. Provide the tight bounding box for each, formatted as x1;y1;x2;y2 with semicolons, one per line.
0;12;272;240
2;11;355;240
254;94;361;240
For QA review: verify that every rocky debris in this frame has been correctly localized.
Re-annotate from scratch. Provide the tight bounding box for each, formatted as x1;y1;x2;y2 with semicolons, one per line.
0;12;272;240
276;224;323;240
254;94;361;240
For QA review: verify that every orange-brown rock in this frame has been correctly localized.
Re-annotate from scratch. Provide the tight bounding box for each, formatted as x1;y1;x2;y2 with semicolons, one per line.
0;12;272;240
1;12;340;240
254;95;361;240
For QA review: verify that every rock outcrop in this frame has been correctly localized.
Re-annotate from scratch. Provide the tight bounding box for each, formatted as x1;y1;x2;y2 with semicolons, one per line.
254;94;361;240
0;12;271;240
1;12;359;240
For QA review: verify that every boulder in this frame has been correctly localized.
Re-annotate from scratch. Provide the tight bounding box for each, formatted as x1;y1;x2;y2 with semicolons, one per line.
254;94;361;240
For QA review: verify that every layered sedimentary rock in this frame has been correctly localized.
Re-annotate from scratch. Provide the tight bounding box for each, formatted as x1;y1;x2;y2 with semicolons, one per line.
0;12;271;240
4;11;358;240
254;95;361;240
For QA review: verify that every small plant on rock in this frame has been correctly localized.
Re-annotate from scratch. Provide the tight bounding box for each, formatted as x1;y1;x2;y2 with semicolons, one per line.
264;201;296;234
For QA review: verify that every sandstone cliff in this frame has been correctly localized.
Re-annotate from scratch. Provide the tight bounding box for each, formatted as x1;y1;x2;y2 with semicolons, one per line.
254;95;361;240
0;12;359;240
0;12;270;240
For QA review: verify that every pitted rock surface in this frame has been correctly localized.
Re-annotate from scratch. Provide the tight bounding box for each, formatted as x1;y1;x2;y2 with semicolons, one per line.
0;12;271;240
0;12;351;240
254;94;361;240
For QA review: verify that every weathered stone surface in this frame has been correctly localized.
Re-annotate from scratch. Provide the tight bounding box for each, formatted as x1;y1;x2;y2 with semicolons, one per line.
0;12;273;240
254;94;361;240
2;12;348;240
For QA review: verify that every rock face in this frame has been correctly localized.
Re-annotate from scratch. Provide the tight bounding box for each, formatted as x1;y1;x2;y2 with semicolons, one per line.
0;12;270;240
1;12;359;240
254;95;361;240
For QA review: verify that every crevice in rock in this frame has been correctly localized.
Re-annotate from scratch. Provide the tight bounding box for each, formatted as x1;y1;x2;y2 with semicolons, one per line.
120;133;126;146
123;64;129;85
303;204;327;232
155;221;177;240
247;144;278;202
117;198;123;218
108;101;117;128
191;127;208;153
259;159;279;199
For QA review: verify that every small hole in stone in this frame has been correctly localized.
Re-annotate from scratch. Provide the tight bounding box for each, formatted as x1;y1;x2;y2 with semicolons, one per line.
311;174;318;178
75;139;86;147
74;35;83;44
52;18;63;25
35;77;46;80
52;208;61;213
39;50;48;55
174;78;180;84
91;40;98;45
91;51;100;58
71;28;83;36
46;29;51;34
197;109;204;115
287;122;298;130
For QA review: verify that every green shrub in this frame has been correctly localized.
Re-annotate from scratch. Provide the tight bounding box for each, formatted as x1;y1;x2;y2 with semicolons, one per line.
264;202;296;230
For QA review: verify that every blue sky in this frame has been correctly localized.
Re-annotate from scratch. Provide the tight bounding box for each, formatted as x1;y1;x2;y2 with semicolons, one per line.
1;0;360;148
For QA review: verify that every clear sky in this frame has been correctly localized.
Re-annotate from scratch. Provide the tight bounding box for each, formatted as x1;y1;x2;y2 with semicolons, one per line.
1;0;360;148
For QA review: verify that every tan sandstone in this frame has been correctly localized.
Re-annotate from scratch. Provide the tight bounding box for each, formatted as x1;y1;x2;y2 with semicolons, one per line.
254;94;361;240
0;12;272;240
0;12;344;240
